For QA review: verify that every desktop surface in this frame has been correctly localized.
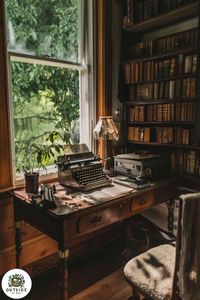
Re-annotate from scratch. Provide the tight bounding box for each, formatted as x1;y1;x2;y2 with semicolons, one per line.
14;178;175;218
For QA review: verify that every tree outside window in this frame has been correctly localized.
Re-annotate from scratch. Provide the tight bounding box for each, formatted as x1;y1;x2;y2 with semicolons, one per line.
5;0;83;177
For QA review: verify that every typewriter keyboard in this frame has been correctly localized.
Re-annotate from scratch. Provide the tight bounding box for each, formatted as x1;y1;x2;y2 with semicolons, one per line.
74;166;109;187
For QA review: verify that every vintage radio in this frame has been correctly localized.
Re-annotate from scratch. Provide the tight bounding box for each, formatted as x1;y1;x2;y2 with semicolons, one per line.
56;144;112;191
114;152;165;179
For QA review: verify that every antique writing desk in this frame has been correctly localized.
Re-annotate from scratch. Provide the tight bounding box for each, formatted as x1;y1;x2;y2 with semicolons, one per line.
13;178;176;300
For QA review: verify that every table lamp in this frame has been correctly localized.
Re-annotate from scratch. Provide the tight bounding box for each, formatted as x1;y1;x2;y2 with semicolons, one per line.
93;116;119;169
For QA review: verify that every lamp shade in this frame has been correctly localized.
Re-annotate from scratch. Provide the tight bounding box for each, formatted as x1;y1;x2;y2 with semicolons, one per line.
93;116;119;140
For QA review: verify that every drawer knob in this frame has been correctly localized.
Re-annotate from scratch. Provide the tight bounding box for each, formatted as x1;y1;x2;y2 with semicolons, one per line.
90;215;102;224
139;200;146;206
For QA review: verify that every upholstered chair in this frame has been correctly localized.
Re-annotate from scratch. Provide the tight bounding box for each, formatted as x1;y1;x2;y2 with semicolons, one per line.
124;193;200;300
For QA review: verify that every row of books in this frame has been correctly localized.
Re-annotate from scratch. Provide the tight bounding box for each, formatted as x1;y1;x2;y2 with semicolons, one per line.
174;127;194;145
171;150;200;175
124;54;197;84
129;106;145;121
127;126;151;142
124;0;197;27
129;102;195;122
129;103;196;122
146;103;175;122
127;126;194;145
129;28;198;58
128;78;196;100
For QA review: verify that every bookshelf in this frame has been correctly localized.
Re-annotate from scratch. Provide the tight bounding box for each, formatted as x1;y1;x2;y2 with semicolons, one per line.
119;0;200;176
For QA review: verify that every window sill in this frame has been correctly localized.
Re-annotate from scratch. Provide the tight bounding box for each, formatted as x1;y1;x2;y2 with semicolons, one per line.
15;166;58;189
0;186;15;194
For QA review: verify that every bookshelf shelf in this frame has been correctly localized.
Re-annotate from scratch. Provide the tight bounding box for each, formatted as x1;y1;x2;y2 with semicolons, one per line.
127;121;195;126
124;46;197;64
127;141;199;150
122;98;196;105
124;2;198;34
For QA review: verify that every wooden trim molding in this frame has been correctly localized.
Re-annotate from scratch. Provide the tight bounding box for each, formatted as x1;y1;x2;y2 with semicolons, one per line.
0;1;12;191
96;0;113;158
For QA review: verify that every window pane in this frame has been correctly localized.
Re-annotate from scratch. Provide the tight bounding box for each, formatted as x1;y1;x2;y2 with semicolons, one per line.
11;62;80;174
6;0;78;62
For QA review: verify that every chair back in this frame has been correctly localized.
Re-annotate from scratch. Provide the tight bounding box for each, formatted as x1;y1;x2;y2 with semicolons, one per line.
172;193;200;300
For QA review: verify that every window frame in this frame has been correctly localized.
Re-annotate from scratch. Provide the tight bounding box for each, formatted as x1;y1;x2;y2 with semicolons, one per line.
5;0;95;187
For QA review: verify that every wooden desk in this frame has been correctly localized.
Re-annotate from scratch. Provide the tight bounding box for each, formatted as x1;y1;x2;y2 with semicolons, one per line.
13;178;177;300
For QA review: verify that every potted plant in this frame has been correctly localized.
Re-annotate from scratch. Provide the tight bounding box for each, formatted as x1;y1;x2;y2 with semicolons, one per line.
16;131;64;194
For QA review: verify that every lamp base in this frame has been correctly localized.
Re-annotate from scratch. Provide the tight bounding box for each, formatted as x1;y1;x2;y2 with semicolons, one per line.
103;156;113;171
104;169;117;177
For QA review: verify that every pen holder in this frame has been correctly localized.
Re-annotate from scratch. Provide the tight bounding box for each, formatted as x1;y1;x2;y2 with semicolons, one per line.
25;172;39;195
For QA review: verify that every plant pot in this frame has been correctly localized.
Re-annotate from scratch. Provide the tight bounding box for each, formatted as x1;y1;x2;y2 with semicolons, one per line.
24;172;39;194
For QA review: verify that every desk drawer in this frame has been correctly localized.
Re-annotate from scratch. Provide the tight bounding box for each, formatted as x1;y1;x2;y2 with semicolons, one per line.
130;181;176;213
131;192;154;213
78;205;121;234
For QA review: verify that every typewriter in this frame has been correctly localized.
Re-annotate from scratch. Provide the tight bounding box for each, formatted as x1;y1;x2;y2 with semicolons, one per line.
56;144;112;191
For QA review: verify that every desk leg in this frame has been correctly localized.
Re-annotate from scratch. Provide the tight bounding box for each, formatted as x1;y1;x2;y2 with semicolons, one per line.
58;249;69;300
15;221;22;268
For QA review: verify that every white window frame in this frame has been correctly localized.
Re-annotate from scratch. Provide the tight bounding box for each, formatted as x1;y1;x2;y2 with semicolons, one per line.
5;0;96;187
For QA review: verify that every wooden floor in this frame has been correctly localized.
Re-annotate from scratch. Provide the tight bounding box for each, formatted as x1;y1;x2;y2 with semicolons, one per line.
70;268;132;300
27;267;132;300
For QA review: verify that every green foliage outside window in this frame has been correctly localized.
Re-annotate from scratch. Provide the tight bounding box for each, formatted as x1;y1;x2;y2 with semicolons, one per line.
6;0;78;61
5;0;80;174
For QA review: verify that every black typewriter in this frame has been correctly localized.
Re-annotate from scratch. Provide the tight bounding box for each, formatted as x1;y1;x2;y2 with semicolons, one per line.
56;144;112;191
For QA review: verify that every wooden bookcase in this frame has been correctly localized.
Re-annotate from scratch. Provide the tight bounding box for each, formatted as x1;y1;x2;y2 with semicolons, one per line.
119;0;200;176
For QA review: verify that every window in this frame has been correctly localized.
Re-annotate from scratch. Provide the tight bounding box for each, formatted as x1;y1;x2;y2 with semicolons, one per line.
5;0;94;182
